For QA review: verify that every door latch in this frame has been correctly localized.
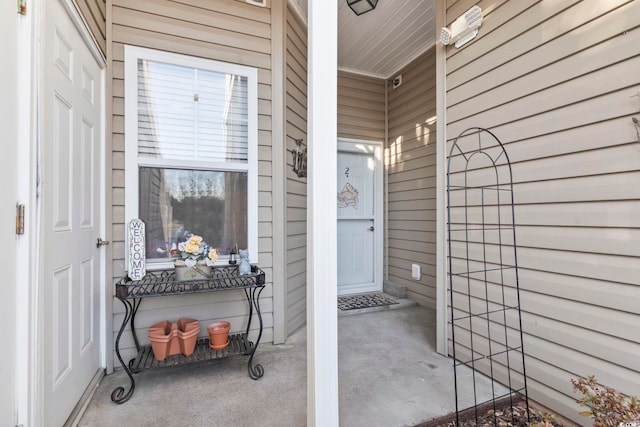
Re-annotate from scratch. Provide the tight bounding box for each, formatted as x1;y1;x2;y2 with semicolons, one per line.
96;237;110;248
368;226;375;231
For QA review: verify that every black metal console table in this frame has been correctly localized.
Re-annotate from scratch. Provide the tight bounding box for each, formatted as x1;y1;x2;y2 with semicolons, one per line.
111;265;266;404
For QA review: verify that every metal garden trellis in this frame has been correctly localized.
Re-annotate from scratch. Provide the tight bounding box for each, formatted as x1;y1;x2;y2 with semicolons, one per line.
446;127;529;425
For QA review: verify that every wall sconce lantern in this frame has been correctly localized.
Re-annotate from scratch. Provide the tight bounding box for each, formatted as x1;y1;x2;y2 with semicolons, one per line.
440;5;483;48
291;139;307;178
347;0;378;16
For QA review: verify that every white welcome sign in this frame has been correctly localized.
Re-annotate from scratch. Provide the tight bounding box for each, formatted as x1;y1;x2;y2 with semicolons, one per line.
128;219;146;280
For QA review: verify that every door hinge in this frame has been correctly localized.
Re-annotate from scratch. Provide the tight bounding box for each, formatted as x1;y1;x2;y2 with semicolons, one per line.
16;204;25;235
17;0;26;15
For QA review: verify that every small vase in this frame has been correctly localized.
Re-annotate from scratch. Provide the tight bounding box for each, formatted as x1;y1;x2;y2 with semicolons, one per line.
207;321;231;350
174;260;212;281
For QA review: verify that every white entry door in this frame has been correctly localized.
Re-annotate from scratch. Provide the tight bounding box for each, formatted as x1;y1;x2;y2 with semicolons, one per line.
337;141;382;295
41;1;103;425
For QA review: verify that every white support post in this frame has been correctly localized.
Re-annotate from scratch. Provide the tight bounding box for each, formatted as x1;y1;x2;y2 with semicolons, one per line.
271;0;287;345
435;0;448;356
307;0;339;425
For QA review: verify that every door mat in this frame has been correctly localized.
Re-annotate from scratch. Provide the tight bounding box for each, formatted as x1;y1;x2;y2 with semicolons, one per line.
338;294;398;311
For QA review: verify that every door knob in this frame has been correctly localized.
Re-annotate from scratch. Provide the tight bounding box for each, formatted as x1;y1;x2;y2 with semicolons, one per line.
368;226;374;231
96;237;110;248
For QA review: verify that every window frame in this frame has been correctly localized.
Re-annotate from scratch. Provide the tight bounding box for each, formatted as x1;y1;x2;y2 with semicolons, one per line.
124;45;259;270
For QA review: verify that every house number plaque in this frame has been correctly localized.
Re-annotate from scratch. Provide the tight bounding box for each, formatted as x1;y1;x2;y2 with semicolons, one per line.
128;219;146;280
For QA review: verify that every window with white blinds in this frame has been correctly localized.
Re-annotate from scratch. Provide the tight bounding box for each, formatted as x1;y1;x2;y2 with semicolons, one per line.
125;46;258;270
137;59;249;163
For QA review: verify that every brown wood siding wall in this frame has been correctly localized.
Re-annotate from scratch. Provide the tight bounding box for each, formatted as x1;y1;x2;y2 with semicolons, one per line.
444;1;640;424
387;49;437;307
285;5;307;334
109;0;274;362
75;0;106;54
337;72;386;141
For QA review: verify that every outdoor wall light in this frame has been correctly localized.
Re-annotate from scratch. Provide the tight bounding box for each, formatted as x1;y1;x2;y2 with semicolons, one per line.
440;5;483;48
291;139;307;178
347;0;378;16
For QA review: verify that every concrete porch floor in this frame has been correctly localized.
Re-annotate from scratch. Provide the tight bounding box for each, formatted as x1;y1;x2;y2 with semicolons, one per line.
79;305;504;427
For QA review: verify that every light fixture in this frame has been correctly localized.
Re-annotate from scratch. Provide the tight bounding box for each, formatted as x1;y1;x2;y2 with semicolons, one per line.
440;5;483;48
347;0;378;16
291;139;307;178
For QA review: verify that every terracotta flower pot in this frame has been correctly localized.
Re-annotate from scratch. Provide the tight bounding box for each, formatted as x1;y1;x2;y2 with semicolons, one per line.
148;321;180;361
176;318;200;357
207;321;231;350
149;318;202;360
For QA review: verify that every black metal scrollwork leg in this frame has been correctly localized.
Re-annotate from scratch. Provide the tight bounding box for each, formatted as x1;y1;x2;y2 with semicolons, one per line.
111;298;141;403
128;299;142;373
244;286;265;380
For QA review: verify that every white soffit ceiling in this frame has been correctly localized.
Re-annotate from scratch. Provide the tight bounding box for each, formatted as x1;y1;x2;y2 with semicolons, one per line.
289;0;436;79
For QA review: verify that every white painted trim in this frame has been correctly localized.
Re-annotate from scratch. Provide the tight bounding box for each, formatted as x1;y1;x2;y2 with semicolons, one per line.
15;2;38;425
124;45;137;268
384;81;390;282
136;157;250;172
307;0;339;424
104;0;114;375
337;138;380;153
98;66;108;370
125;45;258;81
60;0;105;66
124;46;259;269
435;0;448;357
337;41;437;81
32;1;44;422
271;0;287;344
245;64;259;267
287;0;307;27
337;66;386;80
337;138;384;296
104;0;115;375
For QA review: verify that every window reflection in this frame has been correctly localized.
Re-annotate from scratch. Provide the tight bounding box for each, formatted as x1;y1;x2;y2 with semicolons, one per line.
139;167;247;262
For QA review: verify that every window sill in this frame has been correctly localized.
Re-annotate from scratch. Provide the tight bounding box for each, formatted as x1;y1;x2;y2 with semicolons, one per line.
143;259;235;272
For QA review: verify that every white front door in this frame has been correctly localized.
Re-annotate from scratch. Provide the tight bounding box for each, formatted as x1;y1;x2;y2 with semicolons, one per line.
41;1;103;425
337;140;383;295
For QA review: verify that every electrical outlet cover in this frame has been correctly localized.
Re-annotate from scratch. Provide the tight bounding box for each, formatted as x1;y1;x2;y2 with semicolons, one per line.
411;264;421;280
392;74;403;89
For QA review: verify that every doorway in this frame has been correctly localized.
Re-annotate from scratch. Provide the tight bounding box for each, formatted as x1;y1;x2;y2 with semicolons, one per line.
39;0;105;425
336;139;383;295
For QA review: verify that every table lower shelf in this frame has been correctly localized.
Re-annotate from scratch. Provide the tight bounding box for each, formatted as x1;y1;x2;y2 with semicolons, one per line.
131;333;254;371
